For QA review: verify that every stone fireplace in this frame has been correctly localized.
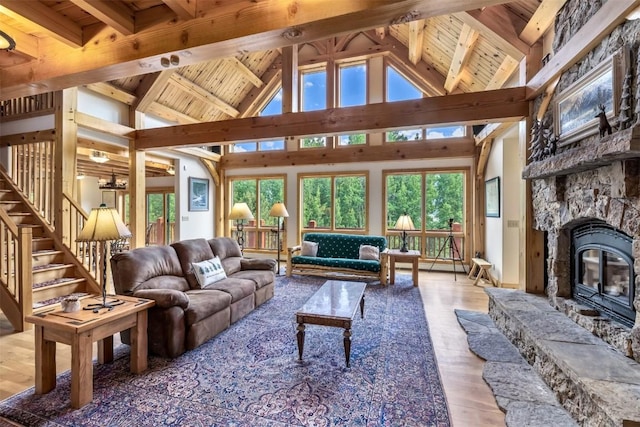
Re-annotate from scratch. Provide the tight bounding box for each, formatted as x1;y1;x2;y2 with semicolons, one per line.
519;0;640;364
525;141;640;361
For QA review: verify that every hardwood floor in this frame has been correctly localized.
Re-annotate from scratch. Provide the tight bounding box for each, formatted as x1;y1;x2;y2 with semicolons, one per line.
0;270;505;426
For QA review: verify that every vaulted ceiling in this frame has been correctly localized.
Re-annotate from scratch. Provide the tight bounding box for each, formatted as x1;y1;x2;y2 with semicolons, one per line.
0;0;568;176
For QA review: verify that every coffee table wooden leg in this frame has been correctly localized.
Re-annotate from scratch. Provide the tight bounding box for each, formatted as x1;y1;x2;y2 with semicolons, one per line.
296;323;305;361
343;328;352;367
34;325;56;394
71;332;93;409
130;311;148;374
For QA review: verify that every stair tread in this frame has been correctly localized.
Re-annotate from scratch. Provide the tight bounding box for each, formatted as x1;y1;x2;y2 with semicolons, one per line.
33;263;74;271
33;292;91;310
33;277;84;289
33;249;63;255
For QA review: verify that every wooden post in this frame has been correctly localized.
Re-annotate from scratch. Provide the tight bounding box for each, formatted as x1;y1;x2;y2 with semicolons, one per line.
17;226;33;331
129;139;146;248
53;89;78;241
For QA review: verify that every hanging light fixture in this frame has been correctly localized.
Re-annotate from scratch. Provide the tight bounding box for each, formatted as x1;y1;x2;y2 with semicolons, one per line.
0;30;16;51
89;150;109;164
98;171;127;190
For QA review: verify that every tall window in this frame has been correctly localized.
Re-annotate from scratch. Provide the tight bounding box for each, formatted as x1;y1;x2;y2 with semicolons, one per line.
386;66;423;142
229;176;285;250
337;61;367;145
300;173;367;231
230;89;285;152
385;170;467;259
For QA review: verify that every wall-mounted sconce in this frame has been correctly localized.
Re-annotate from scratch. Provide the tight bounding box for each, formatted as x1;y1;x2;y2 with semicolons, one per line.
167;165;175;175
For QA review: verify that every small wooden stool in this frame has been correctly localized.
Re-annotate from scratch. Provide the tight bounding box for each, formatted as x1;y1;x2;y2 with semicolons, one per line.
468;257;495;287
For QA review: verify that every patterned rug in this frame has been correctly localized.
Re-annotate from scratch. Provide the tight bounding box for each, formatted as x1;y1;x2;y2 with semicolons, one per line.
0;275;451;427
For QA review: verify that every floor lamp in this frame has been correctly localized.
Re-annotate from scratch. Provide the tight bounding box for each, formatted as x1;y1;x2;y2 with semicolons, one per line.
229;202;254;252
77;203;131;311
269;202;289;274
395;213;415;252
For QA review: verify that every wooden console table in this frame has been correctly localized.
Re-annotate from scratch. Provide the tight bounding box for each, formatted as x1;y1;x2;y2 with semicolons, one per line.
26;295;154;408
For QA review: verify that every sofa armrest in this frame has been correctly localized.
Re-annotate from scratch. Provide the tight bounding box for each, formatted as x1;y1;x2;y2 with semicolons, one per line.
132;289;189;309
241;258;277;272
286;245;302;277
288;245;301;254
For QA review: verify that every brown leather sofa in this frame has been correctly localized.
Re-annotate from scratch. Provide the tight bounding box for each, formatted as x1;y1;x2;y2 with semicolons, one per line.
111;237;276;358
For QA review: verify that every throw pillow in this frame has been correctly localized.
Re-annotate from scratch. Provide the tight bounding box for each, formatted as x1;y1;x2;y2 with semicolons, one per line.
301;240;319;257
192;256;227;288
359;244;380;260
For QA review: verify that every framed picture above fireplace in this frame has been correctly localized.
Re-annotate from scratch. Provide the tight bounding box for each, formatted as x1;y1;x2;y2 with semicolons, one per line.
554;50;624;146
485;177;500;218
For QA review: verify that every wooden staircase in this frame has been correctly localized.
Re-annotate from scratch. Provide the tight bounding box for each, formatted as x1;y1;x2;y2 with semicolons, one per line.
0;174;100;331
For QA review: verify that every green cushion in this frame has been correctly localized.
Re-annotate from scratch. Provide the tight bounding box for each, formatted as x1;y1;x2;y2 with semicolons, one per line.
302;233;387;259
291;256;381;272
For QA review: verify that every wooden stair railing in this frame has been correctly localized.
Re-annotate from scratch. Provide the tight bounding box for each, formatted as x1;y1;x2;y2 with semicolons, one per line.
62;191;100;282
0;168;100;332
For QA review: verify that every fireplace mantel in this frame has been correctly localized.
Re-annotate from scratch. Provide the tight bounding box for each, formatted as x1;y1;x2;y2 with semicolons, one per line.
522;125;640;179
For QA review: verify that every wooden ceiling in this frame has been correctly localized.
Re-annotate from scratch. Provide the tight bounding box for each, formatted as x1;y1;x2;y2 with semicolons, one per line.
0;0;569;175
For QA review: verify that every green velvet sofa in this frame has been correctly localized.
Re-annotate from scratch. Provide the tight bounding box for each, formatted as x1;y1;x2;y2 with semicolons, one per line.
286;233;388;284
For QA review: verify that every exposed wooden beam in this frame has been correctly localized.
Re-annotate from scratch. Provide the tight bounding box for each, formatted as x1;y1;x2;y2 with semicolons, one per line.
520;0;567;45
536;77;559;120
0;0;516;100
83;82;137;105
408;19;426;65
222;139;475;169
0;0;83;48
134;87;528;150
229;58;264;88
474;122;514;146
133;70;175;112
162;0;196;19
0;129;56;147
77;137;129;155
455;6;530;60
69;0;135;36
375;27;386;39
147;101;201;124
527;0;640;98
200;159;220;186
476;139;493;176
0;25;38;59
484;55;519;90
75;112;134;138
380;33;447;96
168;74;240;118
237;57;282;118
172;147;221;162
444;24;479;93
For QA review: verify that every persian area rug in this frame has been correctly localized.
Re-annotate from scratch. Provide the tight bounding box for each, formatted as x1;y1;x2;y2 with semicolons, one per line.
0;275;451;427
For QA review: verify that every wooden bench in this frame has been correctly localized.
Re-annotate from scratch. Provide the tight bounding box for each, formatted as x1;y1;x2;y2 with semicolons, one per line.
468;257;495;287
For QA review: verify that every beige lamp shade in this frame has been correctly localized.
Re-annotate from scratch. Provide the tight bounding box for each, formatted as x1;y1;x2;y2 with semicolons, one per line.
77;204;132;242
395;214;415;231
268;202;289;218
229;202;254;221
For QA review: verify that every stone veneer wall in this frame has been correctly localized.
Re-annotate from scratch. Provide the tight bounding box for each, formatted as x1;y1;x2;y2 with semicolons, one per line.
531;1;640;362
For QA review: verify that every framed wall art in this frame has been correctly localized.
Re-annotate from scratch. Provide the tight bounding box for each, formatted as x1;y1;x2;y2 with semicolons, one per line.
554;50;624;146
485;177;500;218
189;177;209;212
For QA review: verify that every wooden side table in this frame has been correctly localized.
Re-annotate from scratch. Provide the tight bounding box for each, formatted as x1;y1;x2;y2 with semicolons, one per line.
26;295;154;409
388;249;421;287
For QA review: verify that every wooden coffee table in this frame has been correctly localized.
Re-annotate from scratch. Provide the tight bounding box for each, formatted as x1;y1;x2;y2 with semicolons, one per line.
295;280;366;367
26;294;154;408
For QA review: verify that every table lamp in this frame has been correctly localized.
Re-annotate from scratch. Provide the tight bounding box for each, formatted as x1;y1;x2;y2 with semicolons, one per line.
229;202;254;251
395;213;414;252
77;203;131;311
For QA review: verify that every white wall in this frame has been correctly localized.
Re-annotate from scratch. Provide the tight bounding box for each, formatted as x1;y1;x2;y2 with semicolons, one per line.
484;124;522;286
174;157;214;240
